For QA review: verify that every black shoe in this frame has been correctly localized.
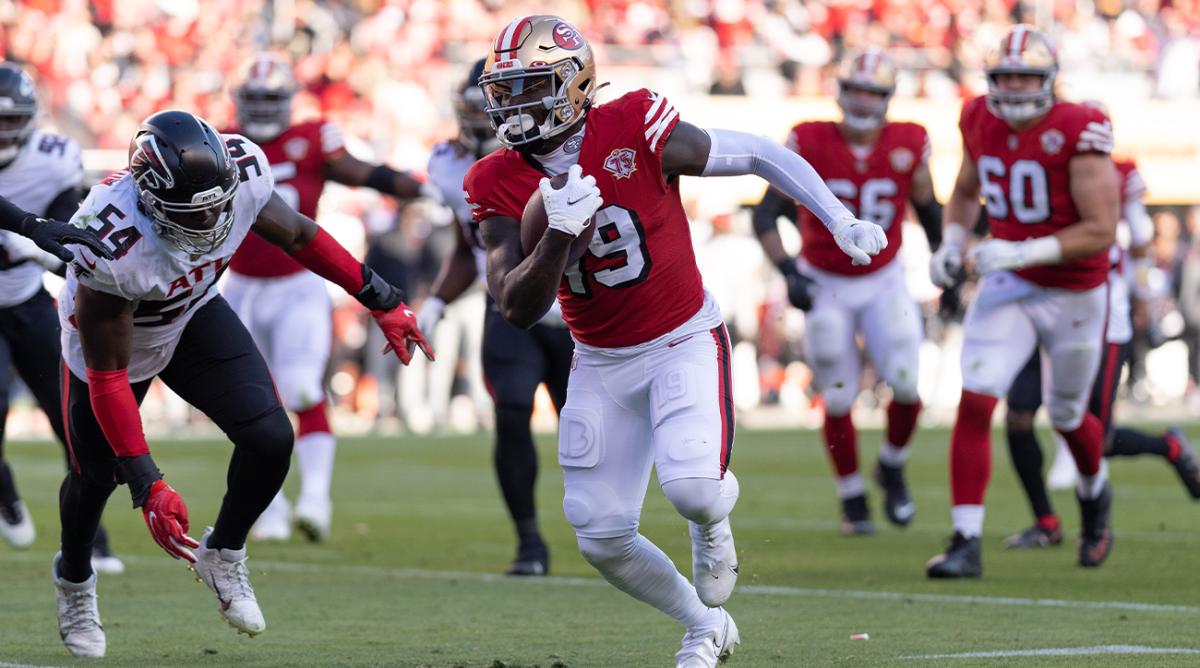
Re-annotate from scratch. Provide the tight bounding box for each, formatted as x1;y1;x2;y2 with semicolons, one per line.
0;498;22;526
1165;428;1200;499
927;532;982;578
1003;523;1063;549
505;541;548;576
839;494;875;535
874;461;915;527
1077;482;1114;568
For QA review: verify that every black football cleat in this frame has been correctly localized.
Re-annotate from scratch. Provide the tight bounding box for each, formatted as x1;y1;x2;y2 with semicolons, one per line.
1165;428;1200;499
839;494;875;536
927;532;982;578
505;541;549;577
1002;523;1063;550
874;461;915;527
1077;482;1114;568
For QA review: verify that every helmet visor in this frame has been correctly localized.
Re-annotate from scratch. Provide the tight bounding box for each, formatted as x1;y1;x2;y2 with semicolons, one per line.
480;63;577;147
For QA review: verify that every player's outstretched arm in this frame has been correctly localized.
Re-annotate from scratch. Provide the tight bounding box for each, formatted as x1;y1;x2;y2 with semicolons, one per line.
74;284;200;562
420;218;480;336
252;192;434;364
480;213;573;329
0;194;113;263
326;151;440;202
910;162;944;250
663;122;885;266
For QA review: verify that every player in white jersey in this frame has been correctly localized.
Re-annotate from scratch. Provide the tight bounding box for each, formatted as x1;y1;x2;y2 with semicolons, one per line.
0;63;124;573
50;110;431;658
419;60;573;575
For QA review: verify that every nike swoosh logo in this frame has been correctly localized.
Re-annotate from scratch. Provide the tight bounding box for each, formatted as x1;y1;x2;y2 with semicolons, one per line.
80;255;96;270
566;196;590;206
667;335;693;348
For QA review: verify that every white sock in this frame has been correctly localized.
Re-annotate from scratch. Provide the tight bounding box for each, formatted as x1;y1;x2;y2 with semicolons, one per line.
296;431;336;502
578;533;711;630
1076;459;1109;500
836;472;866;499
951;505;985;538
878;441;909;467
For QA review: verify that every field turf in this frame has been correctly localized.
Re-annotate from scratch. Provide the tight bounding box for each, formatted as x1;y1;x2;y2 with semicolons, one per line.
1;426;1198;667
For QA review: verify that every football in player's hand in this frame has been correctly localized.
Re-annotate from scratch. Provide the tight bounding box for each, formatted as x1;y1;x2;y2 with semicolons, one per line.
521;172;596;264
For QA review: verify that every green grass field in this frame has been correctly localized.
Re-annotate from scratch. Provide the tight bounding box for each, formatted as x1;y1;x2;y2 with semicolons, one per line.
1;426;1198;667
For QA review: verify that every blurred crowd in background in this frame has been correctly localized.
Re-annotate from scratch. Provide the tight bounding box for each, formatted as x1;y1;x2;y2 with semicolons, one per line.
3;0;1200;436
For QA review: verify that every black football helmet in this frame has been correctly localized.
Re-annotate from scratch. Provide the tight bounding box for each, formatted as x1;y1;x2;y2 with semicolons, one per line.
232;54;298;143
0;63;38;167
455;58;499;157
128;110;239;256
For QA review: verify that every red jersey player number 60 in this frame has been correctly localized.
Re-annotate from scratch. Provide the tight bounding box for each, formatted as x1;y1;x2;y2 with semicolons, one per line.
978;156;1051;224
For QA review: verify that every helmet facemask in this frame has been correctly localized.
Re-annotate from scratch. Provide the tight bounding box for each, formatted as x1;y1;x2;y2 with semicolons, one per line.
837;82;892;132
235;88;293;144
986;69;1056;123
141;183;238;256
455;85;500;157
480;59;585;149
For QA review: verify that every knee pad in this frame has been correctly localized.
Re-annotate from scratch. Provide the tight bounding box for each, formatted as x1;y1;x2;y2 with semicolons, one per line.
562;480;629;536
229;407;294;460
888;374;920;406
576;532;638;569
822;384;858;418
273;365;325;412
1047;342;1100;431
1048;396;1086;432
661;471;739;525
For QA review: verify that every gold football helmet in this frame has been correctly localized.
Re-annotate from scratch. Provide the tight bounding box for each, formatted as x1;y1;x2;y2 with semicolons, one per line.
836;48;897;131
984;25;1058;122
479;15;597;148
232;53;299;143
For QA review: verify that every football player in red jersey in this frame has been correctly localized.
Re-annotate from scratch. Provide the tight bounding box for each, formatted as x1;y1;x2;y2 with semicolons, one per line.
926;26;1120;578
1002;103;1200;549
752;48;943;535
464;15;885;667
223;54;435;543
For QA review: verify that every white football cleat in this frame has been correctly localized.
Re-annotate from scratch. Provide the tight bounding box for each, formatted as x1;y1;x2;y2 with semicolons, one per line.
1046;435;1078;491
192;528;266;636
52;552;106;658
676;608;739;668
294;494;331;543
0;499;35;549
250;493;291;542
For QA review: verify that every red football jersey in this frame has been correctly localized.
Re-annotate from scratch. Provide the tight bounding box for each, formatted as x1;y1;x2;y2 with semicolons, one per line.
960;96;1112;290
1115;158;1145;208
787;121;929;275
226;120;346;278
465;89;704;348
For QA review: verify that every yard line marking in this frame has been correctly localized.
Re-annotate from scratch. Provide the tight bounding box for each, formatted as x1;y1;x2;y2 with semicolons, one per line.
5;552;1199;616
0;661;64;668
902;645;1200;659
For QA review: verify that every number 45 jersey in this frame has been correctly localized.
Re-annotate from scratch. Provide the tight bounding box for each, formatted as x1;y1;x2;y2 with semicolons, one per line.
960;96;1113;290
788;120;929;276
464;88;704;349
58;135;275;382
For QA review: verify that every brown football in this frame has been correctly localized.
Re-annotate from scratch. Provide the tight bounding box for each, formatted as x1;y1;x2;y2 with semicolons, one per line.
520;171;596;264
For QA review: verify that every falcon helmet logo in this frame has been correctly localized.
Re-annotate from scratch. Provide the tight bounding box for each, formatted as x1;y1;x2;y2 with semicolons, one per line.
603;147;637;179
131;134;175;190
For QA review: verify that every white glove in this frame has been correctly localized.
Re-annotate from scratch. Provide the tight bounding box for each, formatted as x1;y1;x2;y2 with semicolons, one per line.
930;224;966;288
829;215;887;266
969;236;1062;275
539;163;602;238
416;296;445;339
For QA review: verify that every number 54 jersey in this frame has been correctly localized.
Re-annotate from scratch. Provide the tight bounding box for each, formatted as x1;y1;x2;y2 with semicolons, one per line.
58;135;275;382
464;88;704;349
960;96;1113;290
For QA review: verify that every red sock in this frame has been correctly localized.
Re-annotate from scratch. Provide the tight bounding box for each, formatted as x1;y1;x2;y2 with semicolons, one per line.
950;390;998;506
1057;414;1104;476
823;413;859;477
1037;514;1061;533
886;399;922;448
297;400;332;437
1165;432;1182;462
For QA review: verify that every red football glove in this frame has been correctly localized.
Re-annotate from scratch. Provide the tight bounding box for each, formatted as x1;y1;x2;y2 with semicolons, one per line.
142;479;200;562
372;303;435;365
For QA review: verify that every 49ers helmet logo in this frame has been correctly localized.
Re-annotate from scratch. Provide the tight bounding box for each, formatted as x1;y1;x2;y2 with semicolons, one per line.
553;22;583;50
604;148;637;179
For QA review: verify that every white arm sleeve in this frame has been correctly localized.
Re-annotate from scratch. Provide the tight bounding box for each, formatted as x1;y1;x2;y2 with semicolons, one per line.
701;128;852;229
1124;198;1153;249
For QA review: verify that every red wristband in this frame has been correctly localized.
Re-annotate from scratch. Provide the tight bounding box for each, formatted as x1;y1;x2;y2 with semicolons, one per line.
86;367;150;458
290;227;364;295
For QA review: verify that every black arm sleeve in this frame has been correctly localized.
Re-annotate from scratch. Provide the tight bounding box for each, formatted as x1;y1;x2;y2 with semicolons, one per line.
913;197;944;250
751;186;798;239
45;187;84;223
973;207;990;237
0;195;34;233
364;165;404;197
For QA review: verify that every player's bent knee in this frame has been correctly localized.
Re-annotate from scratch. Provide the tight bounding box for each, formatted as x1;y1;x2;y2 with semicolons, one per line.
576;532;638;569
661;474;737;525
1048;399;1085;432
1006;409;1036;433
822;385;857;417
888;375;920;405
229;406;294;459
494;403;535;443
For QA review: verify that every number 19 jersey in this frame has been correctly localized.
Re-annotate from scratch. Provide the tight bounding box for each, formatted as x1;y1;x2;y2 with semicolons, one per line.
464;89;704;348
960;96;1113;290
